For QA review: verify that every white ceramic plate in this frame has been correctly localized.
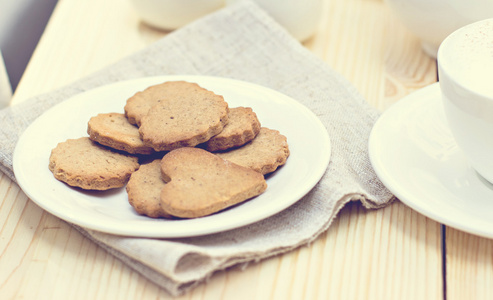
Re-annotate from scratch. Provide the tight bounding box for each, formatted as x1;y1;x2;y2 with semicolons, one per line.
369;83;493;239
13;75;331;237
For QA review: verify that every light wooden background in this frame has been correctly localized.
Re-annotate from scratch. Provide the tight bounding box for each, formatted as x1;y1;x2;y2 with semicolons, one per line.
1;0;492;299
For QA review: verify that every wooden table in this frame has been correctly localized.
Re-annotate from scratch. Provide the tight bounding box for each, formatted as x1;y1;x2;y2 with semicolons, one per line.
2;0;492;299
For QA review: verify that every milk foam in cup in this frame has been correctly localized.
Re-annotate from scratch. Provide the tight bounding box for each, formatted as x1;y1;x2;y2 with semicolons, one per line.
438;18;493;183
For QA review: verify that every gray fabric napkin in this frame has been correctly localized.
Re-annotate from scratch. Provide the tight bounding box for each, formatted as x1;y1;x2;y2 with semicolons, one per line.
0;0;394;296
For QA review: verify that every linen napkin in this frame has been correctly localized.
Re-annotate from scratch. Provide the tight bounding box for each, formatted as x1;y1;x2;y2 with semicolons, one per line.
0;0;394;296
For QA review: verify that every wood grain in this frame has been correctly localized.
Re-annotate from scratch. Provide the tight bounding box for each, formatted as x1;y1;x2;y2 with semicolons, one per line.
446;228;493;300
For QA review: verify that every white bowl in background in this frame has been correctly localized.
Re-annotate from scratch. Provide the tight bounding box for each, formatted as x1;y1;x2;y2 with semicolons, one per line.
129;0;225;30
385;0;493;58
226;0;323;41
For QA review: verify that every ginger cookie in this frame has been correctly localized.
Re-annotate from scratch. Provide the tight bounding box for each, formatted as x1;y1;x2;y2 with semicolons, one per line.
124;81;207;126
139;84;229;152
160;147;267;218
87;113;154;155
204;107;261;152
126;159;172;218
49;137;139;190
216;127;289;175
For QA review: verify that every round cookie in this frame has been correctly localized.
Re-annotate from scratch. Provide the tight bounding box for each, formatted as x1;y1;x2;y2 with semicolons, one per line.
204;107;261;152
215;127;290;175
126;159;172;218
87;113;154;155
160;148;267;218
49;137;139;190
139;84;229;152
124;81;206;126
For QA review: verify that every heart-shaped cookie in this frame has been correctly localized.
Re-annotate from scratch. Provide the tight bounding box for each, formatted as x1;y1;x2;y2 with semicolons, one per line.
124;81;205;126
160;147;267;218
137;82;229;152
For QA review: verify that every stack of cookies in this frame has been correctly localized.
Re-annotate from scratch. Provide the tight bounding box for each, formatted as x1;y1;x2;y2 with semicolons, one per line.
49;81;289;219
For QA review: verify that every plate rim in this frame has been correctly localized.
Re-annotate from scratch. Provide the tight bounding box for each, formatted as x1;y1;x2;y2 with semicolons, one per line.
13;75;331;237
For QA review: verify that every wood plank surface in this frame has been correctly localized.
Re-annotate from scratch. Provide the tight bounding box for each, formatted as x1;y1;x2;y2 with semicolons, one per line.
447;228;493;300
0;0;463;299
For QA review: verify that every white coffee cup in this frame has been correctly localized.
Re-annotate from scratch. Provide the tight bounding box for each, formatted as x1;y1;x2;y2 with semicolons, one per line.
225;0;323;41
438;18;493;183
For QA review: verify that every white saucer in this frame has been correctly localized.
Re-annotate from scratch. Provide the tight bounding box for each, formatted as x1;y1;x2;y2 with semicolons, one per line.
13;75;331;238
369;83;493;239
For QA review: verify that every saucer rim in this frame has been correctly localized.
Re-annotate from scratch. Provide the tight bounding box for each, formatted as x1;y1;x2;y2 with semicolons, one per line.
369;82;493;239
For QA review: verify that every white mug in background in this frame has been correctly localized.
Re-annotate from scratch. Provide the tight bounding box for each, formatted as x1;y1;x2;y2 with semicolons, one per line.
385;0;493;58
226;0;323;41
129;0;225;30
438;18;493;183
